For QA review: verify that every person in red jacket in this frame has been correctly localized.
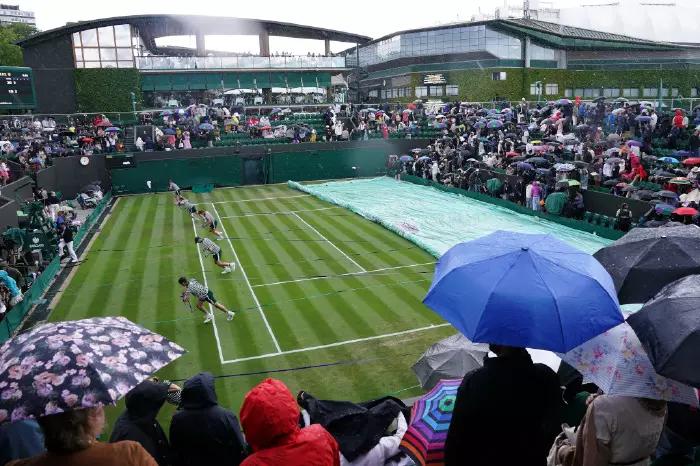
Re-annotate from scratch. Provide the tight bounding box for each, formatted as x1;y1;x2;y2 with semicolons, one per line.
673;109;685;129
240;378;340;466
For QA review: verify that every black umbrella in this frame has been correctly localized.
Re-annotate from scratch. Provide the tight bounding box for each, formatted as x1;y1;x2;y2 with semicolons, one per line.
593;226;700;304
573;161;589;168
603;179;621;187
635;190;656;201
528;157;548;166
627;274;700;387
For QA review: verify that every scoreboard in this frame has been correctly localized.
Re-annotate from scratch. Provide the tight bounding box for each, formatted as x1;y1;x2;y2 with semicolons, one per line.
0;67;36;110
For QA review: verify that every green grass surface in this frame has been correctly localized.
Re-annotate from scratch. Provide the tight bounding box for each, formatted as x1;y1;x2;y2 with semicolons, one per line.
50;184;453;431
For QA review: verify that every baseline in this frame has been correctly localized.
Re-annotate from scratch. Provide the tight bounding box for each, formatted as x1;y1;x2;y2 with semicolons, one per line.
221;323;450;364
207;194;310;205
220;206;340;219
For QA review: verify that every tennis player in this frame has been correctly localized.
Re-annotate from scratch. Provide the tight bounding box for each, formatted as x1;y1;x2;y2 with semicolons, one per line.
195;236;235;274
178;276;234;323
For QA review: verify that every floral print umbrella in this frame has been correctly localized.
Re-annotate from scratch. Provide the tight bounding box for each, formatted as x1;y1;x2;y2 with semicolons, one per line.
558;322;698;406
0;316;186;423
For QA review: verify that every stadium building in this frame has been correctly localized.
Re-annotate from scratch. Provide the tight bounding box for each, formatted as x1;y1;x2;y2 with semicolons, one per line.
15;14;700;113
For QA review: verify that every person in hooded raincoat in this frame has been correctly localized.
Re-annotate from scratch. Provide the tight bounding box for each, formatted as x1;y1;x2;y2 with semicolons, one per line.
169;373;247;466
240;378;340;466
110;380;178;466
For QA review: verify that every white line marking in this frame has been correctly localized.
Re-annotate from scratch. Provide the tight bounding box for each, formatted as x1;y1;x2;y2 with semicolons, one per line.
190;216;226;365
252;262;436;288
212;203;282;353
291;212;367;273
221;323;451;364
207;194;310;205
220;206;339;219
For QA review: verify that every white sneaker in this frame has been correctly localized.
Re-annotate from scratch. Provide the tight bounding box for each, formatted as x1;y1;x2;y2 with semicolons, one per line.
203;313;213;324
221;267;232;274
226;311;235;321
216;236;224;241
230;262;237;272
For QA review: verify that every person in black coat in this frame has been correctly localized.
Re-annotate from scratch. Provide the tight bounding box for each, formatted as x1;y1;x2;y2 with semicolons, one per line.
445;345;561;466
169;372;247;466
110;379;177;466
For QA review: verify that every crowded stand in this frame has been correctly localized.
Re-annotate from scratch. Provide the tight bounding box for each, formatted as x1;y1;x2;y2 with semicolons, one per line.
2;96;700;466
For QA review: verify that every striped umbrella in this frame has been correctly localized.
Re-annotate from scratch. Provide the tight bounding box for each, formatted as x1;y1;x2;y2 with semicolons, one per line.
400;378;460;466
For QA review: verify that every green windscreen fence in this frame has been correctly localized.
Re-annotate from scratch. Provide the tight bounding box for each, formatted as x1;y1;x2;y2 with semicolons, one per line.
110;145;392;194
141;71;333;92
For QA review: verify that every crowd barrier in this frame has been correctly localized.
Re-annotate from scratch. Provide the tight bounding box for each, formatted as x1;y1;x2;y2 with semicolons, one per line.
0;192;113;343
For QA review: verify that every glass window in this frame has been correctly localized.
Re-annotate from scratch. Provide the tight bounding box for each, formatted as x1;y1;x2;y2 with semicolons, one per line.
114;25;131;46
72;32;81;47
530;84;539;96
672;88;679;97
492;72;507;81
81;29;98;46
380;90;387;99
117;61;134;68
623;88;640;98
84;61;101;68
545;83;558;95
368;90;378;98
82;48;100;61
74;48;83;61
564;89;573;98
101;61;117;68
100;48;116;60
75;61;84;68
574;89;584;98
116;48;132;60
583;88;595;98
429;86;443;97
98;27;115;47
692;88;698;98
643;88;658;97
415;86;428;97
446;85;459;96
603;88;620;98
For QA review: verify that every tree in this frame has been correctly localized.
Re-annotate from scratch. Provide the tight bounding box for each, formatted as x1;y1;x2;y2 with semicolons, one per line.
0;23;38;67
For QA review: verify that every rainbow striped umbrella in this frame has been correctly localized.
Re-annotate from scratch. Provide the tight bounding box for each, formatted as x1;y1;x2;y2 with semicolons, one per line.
399;378;461;466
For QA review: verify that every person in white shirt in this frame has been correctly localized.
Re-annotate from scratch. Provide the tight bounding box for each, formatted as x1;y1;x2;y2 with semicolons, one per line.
340;413;408;466
525;181;533;208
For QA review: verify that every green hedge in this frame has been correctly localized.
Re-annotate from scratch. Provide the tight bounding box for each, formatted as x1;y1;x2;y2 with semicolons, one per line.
75;68;143;113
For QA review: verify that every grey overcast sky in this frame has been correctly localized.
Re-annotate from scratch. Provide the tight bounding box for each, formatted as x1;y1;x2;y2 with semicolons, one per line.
12;0;700;53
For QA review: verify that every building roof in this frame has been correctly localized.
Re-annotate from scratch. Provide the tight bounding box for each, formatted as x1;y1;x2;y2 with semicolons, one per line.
502;18;661;45
17;14;372;49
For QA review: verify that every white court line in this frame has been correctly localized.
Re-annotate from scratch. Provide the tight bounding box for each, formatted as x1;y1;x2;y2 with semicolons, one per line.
252;262;436;288
220;206;339;219
291;212;367;273
190;216;226;365
221;323;451;364
207;194;310;205
212;203;282;353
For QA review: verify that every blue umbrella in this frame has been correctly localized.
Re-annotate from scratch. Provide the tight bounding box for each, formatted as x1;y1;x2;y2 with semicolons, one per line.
423;231;623;352
635;115;652;123
627;140;642;147
658;157;680;164
163;128;176;135
199;123;214;131
473;121;486;129
399;155;413;162
516;162;534;171
417;156;431;162
487;120;503;129
105;126;120;133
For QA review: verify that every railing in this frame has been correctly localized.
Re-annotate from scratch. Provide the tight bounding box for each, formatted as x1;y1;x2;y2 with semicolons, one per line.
136;55;348;71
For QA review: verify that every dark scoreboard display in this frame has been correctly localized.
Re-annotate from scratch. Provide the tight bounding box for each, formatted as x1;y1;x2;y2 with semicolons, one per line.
0;67;36;109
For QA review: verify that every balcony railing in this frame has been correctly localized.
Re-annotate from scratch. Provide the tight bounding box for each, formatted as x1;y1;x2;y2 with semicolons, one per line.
136;55;348;70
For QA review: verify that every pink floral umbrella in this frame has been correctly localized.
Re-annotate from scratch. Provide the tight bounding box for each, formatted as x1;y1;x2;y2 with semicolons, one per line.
558;322;698;406
0;316;186;423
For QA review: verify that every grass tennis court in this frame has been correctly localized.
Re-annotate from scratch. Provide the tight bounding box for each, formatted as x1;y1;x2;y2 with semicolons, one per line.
49;183;453;423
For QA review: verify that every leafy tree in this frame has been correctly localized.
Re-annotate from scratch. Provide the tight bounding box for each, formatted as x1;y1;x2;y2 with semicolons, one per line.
0;23;38;66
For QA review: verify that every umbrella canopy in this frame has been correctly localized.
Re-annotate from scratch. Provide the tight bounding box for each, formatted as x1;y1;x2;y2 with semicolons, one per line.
412;334;488;391
635;115;652;123
516;162;534;171
628;275;700;387
674;207;699;216
655;203;676;216
473;121;486;129
487;120;503;129
554;163;575;172
559;322;698;406
656;190;680;199
682;158;700;167
163;128;176;135
627;140;642;147
400;379;461;466
669;177;692;186
557;98;572;106
593;226;700;304
0;317;185;423
399;155;413;162
105;127;120;133
423;231;623;352
198;123;214;131
528;157;548;166
567;180;581;187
